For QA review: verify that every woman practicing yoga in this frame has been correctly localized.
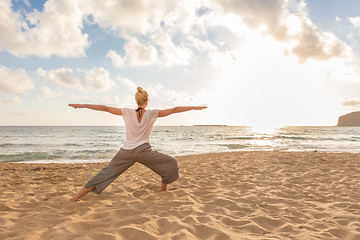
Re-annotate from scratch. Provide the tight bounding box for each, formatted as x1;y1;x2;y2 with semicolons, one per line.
69;87;207;202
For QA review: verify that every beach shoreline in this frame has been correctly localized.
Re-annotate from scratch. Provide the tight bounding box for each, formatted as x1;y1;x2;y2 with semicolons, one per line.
9;149;357;164
1;151;359;239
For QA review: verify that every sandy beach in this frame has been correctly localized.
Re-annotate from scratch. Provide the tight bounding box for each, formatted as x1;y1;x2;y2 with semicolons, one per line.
0;151;359;240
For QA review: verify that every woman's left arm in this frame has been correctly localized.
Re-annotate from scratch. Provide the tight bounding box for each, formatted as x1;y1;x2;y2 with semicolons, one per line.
158;106;207;117
68;104;122;116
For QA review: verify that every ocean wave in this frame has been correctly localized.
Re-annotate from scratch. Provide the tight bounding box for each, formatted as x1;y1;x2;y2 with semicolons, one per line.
0;149;115;162
222;144;249;150
0;143;40;147
0;143;85;148
0;143;14;147
273;135;307;140
348;137;360;141
0;152;64;162
63;143;83;147
226;137;254;140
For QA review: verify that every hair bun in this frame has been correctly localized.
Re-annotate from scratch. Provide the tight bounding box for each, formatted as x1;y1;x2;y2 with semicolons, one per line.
137;87;143;92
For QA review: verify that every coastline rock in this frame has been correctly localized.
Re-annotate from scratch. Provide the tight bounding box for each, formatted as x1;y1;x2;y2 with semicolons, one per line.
337;111;360;126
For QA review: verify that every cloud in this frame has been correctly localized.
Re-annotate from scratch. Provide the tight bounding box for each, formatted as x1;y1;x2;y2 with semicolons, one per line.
37;67;116;91
95;96;120;106
87;0;213;36
117;77;208;108
1;0;168;58
0;0;89;57
22;0;30;7
14;0;31;7
214;0;352;62
186;36;217;52
37;67;77;89
147;83;208;108
83;67;116;91
2;0;353;64
154;34;194;67
148;83;194;105
0;66;34;94
0;0;25;54
117;76;138;91
2;0;215;64
341;98;360;107
107;38;158;67
1;96;22;104
104;0;217;68
348;16;360;28
106;50;125;68
69;95;90;102
85;0;167;35
107;35;195;67
291;28;350;63
39;86;62;98
13;0;31;7
335;16;341;22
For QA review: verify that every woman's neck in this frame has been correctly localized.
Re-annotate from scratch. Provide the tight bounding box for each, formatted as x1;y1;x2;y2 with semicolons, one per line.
136;106;146;113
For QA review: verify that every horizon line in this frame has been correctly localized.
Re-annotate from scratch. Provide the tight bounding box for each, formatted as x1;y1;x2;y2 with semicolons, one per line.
0;125;341;127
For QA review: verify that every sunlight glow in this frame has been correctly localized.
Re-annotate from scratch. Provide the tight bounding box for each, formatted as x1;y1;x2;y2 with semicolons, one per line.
250;124;282;136
206;27;343;127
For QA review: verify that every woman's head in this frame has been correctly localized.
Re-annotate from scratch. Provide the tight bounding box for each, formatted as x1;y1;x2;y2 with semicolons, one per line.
135;87;149;107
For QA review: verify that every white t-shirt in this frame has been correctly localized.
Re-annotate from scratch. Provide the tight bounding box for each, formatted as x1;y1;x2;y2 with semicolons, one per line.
121;108;159;149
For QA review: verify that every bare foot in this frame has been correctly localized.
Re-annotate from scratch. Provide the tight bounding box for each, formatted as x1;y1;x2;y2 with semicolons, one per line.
72;186;94;202
160;183;167;191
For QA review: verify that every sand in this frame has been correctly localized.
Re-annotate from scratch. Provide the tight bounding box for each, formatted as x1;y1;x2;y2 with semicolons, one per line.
0;151;360;240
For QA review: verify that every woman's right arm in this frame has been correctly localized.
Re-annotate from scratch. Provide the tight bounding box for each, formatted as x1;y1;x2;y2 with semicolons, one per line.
158;106;207;117
68;104;122;116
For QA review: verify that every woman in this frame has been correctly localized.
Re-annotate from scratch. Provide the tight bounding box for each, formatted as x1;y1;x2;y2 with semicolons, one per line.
69;87;207;202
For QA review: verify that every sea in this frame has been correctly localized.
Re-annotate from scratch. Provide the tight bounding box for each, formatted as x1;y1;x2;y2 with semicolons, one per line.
0;126;359;163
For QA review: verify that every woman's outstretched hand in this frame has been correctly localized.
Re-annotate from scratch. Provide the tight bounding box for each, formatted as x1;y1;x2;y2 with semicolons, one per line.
194;106;208;110
68;104;84;109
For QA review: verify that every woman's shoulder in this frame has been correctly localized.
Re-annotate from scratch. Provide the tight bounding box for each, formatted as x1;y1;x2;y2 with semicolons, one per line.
148;109;159;114
147;109;159;118
120;108;134;115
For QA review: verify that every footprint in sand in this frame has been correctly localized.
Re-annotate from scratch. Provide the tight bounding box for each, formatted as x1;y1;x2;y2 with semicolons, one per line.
132;190;147;198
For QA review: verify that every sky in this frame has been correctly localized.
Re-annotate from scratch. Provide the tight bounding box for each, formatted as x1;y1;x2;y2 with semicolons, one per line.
1;0;360;127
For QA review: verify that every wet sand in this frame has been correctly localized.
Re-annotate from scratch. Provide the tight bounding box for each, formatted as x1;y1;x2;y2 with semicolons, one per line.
0;151;359;239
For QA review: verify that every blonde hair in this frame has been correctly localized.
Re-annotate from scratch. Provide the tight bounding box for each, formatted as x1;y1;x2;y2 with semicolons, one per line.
135;87;149;106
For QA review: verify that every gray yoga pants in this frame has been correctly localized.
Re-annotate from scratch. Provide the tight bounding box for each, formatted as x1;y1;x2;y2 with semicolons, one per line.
84;143;179;194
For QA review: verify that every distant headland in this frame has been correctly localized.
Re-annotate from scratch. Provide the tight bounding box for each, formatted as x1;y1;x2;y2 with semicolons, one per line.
337;111;360;126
